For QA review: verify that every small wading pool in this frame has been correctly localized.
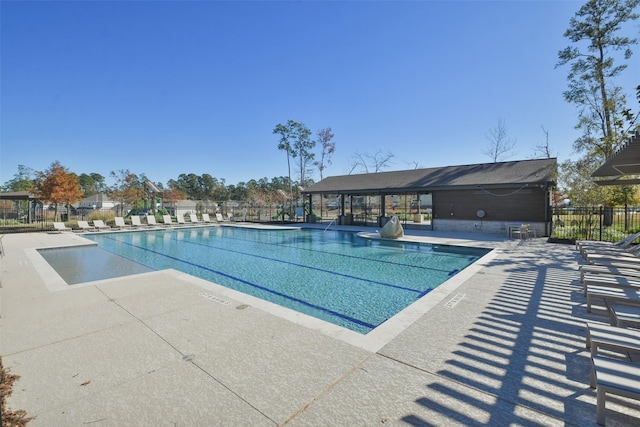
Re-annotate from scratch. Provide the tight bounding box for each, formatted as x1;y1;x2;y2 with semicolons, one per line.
39;227;491;334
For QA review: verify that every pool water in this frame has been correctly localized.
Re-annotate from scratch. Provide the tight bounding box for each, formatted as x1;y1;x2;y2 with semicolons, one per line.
41;227;490;334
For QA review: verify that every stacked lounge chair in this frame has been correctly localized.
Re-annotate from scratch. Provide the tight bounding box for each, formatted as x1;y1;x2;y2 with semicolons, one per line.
576;233;640;424
584;323;640;425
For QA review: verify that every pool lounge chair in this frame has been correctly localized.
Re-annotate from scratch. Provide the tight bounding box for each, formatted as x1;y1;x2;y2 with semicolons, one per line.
607;304;640;327
586;250;640;265
146;215;161;227
215;213;226;222
591;355;640;425
52;222;72;232
588;258;640;271
582;244;640;259
577;231;640;254
187;214;201;225
585;322;640;356
582;274;640;296
201;213;212;223
130;215;149;228
92;220;111;231
176;214;187;225
114;217;130;229
585;284;640;313
161;215;177;227
580;264;640;282
75;220;96;232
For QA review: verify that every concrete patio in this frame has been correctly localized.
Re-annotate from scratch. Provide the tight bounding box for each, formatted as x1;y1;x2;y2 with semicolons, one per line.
1;225;639;426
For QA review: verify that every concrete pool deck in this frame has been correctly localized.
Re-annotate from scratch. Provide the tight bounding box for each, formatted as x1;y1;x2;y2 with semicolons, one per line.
1;225;639;426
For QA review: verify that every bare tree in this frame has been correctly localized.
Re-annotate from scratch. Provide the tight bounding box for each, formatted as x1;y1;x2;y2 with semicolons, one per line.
407;160;423;169
532;125;553;158
482;119;517;162
349;150;395;174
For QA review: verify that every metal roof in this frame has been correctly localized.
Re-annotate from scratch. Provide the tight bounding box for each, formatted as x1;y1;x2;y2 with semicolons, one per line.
592;131;640;180
0;191;38;200
304;158;557;194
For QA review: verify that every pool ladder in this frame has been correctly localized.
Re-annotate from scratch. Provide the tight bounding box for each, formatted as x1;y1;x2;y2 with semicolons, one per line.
324;217;337;232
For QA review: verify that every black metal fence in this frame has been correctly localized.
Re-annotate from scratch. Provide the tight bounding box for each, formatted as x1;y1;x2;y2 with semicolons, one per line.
551;206;640;242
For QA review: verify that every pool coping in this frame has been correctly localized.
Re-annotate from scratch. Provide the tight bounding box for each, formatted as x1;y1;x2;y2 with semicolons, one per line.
4;226;640;425
22;223;499;352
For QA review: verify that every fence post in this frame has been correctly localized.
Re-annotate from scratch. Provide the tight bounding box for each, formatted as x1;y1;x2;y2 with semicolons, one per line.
599;206;603;241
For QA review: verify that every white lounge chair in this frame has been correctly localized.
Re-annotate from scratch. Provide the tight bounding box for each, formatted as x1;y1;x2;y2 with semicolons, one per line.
227;212;235;222
201;213;212;223
585;322;640;356
577;231;640;255
215;213;226;222
187;214;201;225
176;214;187;225
582;274;640;296
587;250;640;265
114;217;130;229
580;264;640;282
585;284;640;313
146;215;160;227
591;355;640;425
130;215;146;228
92;220;111;231
608;304;640;327
582;244;640;259
161;215;177;226
52;222;71;232
75;220;96;232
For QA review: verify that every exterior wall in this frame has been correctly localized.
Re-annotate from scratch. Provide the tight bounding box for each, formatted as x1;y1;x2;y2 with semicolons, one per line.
432;188;550;236
432;218;547;237
432;188;548;222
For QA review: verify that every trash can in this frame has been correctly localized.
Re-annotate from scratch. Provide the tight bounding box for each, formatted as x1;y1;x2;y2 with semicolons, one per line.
604;207;613;227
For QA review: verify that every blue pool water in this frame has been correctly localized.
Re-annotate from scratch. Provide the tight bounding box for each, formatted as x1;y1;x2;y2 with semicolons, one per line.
41;227;490;334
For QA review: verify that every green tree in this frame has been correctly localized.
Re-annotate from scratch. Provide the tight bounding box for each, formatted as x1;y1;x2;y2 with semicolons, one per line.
558;158;605;206
291;121;315;188
556;0;639;160
313;127;336;181
4;165;35;192
78;173;107;197
273;120;298;202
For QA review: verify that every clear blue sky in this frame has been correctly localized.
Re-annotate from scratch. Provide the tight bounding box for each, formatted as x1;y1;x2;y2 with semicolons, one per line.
2;1;639;188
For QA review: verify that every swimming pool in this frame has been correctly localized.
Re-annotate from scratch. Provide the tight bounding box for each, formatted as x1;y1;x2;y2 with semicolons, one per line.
40;227;490;334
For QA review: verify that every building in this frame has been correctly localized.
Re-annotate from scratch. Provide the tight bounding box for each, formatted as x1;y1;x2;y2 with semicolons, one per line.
303;158;557;236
